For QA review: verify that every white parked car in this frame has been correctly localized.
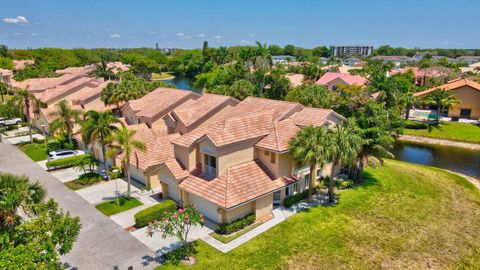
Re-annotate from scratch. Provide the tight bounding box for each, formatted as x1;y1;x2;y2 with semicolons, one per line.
0;117;22;128
48;150;85;161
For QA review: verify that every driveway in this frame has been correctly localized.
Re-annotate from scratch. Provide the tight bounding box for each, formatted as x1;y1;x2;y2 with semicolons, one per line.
0;141;161;269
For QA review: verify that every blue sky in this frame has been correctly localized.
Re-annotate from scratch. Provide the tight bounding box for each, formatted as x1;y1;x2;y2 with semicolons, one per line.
1;0;479;49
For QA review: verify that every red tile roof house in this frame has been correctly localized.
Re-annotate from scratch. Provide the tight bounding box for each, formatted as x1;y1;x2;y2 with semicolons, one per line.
315;72;368;91
109;89;240;187
151;97;345;224
414;79;480;119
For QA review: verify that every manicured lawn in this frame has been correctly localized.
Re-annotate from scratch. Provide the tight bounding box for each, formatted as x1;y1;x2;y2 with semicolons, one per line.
158;160;480;269
404;122;480;143
152;72;174;80
18;143;48;161
95;197;143;216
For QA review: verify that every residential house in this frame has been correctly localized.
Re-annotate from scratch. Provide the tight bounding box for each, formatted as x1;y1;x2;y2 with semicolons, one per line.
153;97;345;223
0;68;13;85
371;56;412;69
272;55;297;64
456;56;480;65
390;67;450;86
343;57;361;67
460;62;480;74
414;79;480;119
55;62;129;76
316;72;368;91
121;88;200;127
285;74;305;87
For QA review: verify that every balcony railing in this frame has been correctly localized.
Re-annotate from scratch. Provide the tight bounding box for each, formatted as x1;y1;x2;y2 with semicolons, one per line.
204;165;217;179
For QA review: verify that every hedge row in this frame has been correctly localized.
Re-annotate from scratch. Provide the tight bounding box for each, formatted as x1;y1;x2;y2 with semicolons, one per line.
134;199;177;228
216;214;256;235
283;190;309;208
46;154;90;170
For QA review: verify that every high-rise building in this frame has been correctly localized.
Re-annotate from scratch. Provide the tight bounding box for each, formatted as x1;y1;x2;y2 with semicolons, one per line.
330;45;373;57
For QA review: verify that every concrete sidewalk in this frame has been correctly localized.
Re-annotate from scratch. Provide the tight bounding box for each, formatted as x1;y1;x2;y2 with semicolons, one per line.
0;141;161;269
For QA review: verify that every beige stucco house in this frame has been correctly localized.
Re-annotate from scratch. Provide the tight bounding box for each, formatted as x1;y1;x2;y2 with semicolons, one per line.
152;97;344;223
414;79;480;119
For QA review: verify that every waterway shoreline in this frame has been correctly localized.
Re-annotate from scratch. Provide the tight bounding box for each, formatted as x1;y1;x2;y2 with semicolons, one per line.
396;134;480;150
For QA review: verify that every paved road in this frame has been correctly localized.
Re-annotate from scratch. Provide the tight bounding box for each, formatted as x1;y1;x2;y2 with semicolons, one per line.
0;141;161;270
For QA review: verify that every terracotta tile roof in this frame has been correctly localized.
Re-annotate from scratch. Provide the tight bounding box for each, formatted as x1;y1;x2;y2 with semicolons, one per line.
414;79;480;97
34;77;102;104
285;74;304;87
55;65;96;76
13;60;33;70
179;160;297;209
390;67;448;78
316;72;368;86
255;119;300;152
170;94;239;128
161;157;191;180
0;68;13;77
117;124;180;171
174;109;275;148
291;107;344;127
226;96;304;122
125;88;200;120
71;81;113;105
11;74;82;92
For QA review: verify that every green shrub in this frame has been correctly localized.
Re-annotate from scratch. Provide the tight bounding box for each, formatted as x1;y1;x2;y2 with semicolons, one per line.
134;199;177;228
76;172;102;185
216;214;256;235
339;180;354;190
109;166;123;179
405;120;428;130
20;122;29;127
46;154;90;170
33;137;45;144
47;141;62;151
164;242;199;265
283;190;309;208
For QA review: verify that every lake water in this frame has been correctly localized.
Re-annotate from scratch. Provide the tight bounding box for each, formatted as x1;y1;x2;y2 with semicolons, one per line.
164;77;201;93
391;140;480;178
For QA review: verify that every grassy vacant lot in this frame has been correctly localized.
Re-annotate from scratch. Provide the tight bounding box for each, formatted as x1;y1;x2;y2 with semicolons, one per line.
95;197;143;216
158;160;480;270
151;72;174;80
19;143;48;161
404;122;480;144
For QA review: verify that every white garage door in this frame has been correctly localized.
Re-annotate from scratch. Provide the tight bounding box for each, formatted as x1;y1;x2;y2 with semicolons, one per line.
167;182;181;202
189;193;219;222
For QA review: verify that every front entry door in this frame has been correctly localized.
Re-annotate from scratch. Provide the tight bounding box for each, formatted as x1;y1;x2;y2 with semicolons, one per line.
460;109;472;119
273;191;281;206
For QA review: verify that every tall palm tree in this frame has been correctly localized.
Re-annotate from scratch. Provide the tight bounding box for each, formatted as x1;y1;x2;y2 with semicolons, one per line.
327;119;363;203
401;90;420;120
49;99;82;144
289;126;332;203
81;110;122;181
109;126;146;199
0;173;45;231
14;88;39;143
424;89;460;124
255;41;272;63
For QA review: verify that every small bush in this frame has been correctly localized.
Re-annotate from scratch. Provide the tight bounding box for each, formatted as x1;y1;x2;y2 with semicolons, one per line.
216;214;256;235
76;172;102;185
20;122;29;127
283;190;309;208
109;166;123;179
33;137;45;144
339;180;354;190
63;142;75;150
134;199;177;228
46;154;90;170
47;141;62;151
164;242;199;265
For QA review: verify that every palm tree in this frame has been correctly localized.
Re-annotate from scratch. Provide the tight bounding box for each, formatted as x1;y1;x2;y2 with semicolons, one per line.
0;173;45;231
401;90;420;120
255;41;272;63
81;110;122;181
424;89;460;124
0;80;9;102
90;60;115;81
327;119;363;203
49;99;82;144
13;88;39;143
109;126;146;199
288;126;332;203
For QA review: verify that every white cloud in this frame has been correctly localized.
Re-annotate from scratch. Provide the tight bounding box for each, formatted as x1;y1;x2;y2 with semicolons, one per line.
185;35;192;39
147;31;157;35
31;33;38;36
109;34;121;38
3;16;29;25
197;33;205;38
240;40;254;44
249;33;256;37
213;35;221;39
12;32;22;36
176;32;185;37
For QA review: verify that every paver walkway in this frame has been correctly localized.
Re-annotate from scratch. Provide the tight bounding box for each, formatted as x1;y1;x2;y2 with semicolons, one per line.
0;141;161;269
6;133;44;144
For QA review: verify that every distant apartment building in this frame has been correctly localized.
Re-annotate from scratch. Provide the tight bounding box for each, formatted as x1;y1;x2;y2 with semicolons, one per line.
158;47;179;54
330;45;373;57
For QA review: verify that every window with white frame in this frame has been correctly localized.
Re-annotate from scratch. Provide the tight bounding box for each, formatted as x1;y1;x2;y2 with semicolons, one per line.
316;169;321;179
293;182;299;194
285;185;292;197
304;173;310;190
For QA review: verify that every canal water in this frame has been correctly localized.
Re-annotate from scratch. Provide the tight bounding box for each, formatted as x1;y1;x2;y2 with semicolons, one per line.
164;76;201;93
391;140;480;178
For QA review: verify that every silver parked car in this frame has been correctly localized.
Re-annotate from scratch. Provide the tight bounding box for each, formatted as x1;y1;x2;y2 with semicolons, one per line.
0;117;22;128
48;149;85;161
